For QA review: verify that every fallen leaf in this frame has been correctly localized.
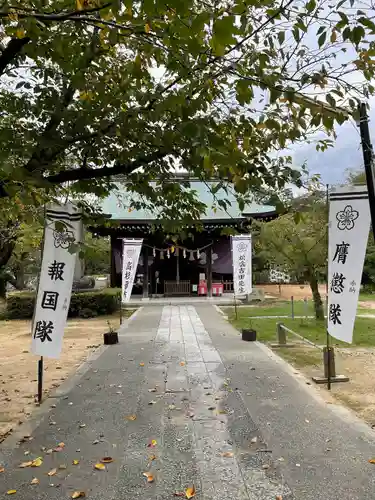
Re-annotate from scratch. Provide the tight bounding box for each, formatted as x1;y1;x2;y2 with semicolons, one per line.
73;460;80;465
48;468;57;476
94;463;106;470
100;457;113;463
218;409;227;415
186;485;196;499
221;451;234;458
149;455;157;461
30;478;39;485
139;362;145;367
58;442;65;448
276;496;283;500
19;461;33;468
0;466;4;473
71;492;86;499
168;405;176;410
126;414;137;421
6;490;16;495
262;464;270;469
147;440;157;448
31;458;43;467
180;361;185;366
369;458;375;464
143;471;155;483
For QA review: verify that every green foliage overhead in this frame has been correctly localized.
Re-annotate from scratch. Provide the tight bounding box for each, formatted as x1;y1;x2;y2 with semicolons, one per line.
1;0;375;221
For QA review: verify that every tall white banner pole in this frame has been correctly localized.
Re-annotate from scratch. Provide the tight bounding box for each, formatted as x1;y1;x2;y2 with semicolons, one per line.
328;186;370;345
31;203;81;401
122;239;143;303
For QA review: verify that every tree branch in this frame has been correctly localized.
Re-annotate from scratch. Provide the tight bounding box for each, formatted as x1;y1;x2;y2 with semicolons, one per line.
45;150;170;185
0;3;112;21
0;37;30;76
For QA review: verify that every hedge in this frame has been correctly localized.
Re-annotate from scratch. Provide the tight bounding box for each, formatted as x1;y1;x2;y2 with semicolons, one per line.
5;288;121;320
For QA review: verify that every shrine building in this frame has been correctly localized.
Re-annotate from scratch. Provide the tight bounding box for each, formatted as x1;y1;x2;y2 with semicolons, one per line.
95;179;276;298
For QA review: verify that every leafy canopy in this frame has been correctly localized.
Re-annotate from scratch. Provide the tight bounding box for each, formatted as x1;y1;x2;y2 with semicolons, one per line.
1;0;375;221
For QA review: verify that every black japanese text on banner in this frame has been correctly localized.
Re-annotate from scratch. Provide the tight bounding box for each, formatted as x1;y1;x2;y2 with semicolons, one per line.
231;235;252;296
122;239;143;302
31;203;82;359
328;186;370;343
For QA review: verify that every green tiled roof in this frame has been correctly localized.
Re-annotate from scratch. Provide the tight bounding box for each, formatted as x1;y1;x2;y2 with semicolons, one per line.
100;180;275;221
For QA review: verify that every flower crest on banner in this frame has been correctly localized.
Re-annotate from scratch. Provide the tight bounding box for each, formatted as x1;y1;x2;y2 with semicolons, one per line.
336;205;359;231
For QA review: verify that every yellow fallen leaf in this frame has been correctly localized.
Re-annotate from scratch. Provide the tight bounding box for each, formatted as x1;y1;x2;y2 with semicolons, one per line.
149;454;157;461
221;451;234;458
73;460;80;465
218;409;227;415
31;458;43;467
100;457;113;463
48;468;57;476
145;23;150;33
19;461;33;468
126;415;137;421
30;478;39;485
369;458;375;464
143;471;155;483
7;490;16;495
180;361;185;366
139;362;145;367
94;463;106;470
71;492;86;499
186;485;196;499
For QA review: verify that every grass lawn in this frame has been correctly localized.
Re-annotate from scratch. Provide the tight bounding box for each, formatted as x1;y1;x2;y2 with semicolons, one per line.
359;293;375;302
226;299;375;318
224;305;375;347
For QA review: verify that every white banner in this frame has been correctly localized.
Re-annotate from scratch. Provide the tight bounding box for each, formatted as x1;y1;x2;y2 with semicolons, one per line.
232;235;252;296
31;203;81;359
122;239;143;302
328;186;370;343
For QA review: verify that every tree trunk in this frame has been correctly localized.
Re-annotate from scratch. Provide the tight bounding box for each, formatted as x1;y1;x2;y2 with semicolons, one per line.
308;273;325;320
0;275;7;299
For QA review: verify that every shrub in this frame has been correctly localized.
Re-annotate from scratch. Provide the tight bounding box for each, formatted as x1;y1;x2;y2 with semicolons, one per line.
5;288;121;320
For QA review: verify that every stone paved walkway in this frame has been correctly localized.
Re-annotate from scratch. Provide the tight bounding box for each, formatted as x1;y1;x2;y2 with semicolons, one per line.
1;305;375;499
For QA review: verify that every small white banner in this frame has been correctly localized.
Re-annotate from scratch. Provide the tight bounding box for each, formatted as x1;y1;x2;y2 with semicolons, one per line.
122;239;143;302
328;186;370;343
232;235;252;296
31;203;81;359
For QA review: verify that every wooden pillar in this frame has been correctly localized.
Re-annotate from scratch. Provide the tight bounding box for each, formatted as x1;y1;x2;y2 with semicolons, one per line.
207;246;212;297
143;245;149;298
110;235;117;288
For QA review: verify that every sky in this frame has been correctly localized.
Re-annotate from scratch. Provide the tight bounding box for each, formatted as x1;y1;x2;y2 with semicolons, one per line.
291;112;367;186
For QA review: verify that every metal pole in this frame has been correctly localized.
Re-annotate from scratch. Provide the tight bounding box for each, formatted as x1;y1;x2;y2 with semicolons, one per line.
291;295;294;319
326;183;331;390
119;296;123;326
234;293;238;320
358;102;375;241
37;356;43;403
